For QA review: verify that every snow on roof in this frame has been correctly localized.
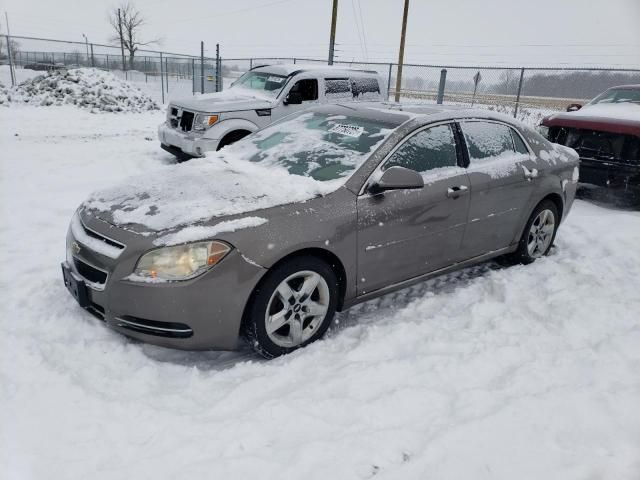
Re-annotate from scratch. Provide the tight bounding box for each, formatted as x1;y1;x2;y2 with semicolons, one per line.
571;102;640;123
251;63;380;77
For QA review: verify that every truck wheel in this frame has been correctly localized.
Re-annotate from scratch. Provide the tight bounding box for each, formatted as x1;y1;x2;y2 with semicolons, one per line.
243;256;338;358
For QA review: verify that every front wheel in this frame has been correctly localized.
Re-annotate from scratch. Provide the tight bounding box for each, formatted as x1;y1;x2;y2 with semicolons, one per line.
243;256;338;358
501;199;559;265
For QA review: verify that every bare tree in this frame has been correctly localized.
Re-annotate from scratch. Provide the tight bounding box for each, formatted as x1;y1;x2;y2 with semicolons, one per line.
0;27;20;61
109;2;157;69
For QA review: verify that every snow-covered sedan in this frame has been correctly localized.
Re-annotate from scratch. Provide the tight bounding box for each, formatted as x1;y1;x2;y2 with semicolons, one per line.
62;103;579;357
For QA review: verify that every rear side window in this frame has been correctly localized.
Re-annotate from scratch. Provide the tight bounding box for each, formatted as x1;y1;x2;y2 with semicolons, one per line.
461;122;515;161
383;124;458;174
350;77;380;100
325;78;352;101
511;129;530;154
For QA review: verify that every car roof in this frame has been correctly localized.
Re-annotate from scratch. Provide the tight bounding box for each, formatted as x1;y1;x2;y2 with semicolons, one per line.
307;102;522;128
607;84;640;90
251;63;380;77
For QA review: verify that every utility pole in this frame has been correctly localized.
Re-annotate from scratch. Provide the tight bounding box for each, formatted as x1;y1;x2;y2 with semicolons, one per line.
327;0;338;65
4;11;16;86
82;33;89;65
117;8;126;72
394;0;410;102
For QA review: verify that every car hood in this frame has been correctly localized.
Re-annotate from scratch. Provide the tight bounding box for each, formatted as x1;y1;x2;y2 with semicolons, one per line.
542;103;640;136
81;153;340;237
170;88;276;113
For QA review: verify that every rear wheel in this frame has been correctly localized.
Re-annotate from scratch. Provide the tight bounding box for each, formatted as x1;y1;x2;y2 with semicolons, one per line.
243;256;338;358
500;199;559;265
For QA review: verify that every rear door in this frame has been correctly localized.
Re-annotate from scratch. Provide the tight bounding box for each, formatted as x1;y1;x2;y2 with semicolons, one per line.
356;123;471;294
458;120;538;258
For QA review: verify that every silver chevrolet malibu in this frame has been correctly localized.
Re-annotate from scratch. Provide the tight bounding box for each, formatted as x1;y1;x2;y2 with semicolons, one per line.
62;103;579;358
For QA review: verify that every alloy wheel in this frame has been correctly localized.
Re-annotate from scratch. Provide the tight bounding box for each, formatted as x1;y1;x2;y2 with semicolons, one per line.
265;270;330;348
527;208;555;258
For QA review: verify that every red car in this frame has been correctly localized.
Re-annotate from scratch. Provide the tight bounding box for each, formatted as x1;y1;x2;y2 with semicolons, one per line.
540;85;640;198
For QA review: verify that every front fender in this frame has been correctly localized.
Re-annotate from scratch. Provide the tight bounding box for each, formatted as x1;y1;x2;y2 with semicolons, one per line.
202;118;260;141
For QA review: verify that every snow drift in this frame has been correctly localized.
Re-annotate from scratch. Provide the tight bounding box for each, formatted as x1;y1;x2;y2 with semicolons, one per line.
10;68;159;113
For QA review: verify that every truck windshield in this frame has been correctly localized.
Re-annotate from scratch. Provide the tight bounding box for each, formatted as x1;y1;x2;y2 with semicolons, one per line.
225;111;397;182
591;88;640;105
230;71;288;97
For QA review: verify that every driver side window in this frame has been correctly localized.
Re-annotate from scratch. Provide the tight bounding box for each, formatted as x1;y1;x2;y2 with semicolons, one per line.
383;124;458;173
290;79;318;102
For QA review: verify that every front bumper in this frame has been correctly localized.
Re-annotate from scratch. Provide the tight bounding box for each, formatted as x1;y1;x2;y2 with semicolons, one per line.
64;217;267;350
157;123;219;157
579;157;640;196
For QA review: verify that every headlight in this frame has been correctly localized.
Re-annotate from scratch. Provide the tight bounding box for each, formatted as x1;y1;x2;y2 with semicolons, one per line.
537;124;550;138
134;241;230;281
193;114;219;131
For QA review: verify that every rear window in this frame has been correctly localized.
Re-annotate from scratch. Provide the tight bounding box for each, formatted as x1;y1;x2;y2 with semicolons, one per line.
325;78;352;101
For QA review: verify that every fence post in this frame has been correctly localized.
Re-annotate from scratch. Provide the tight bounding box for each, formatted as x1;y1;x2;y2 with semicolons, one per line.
90;44;95;67
387;63;393;100
106;54;109;70
436;69;447;104
200;41;205;94
192;58;195;94
144;56;147;82
249;58;253;69
5;33;16;86
165;56;169;93
160;52;165;104
513;67;525;118
215;43;220;92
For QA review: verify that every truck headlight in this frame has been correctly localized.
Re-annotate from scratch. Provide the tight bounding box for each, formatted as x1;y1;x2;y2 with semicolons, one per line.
537;125;550;138
134;241;230;281
193;114;219;131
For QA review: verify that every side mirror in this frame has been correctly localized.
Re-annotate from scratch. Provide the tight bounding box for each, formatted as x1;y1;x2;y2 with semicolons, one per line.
284;91;303;105
566;103;582;112
368;166;424;195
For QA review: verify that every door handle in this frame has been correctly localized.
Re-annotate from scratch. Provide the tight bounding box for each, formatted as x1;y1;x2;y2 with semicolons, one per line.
522;165;539;180
446;185;469;198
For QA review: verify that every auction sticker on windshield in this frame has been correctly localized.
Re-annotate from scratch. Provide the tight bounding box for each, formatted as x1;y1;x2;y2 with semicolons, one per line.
329;124;365;138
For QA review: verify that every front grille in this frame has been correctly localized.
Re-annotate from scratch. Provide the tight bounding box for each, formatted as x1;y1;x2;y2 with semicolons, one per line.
82;223;125;250
550;127;640;164
179;111;194;132
73;258;108;285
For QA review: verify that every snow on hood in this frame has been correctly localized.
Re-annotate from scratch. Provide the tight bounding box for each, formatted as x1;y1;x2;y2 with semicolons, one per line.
170;86;275;112
82;154;339;233
571;102;640;122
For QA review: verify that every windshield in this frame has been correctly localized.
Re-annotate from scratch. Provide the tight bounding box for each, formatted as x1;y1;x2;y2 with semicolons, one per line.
225;111;397;181
591;88;640;105
230;71;288;97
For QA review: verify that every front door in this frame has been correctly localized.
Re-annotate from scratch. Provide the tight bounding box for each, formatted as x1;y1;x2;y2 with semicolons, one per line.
272;77;320;120
356;123;471;295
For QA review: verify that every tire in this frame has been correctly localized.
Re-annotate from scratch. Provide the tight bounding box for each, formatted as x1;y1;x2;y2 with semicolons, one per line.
500;199;559;266
243;256;338;358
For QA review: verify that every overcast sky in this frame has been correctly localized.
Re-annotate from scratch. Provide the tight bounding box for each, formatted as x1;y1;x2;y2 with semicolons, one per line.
2;0;639;68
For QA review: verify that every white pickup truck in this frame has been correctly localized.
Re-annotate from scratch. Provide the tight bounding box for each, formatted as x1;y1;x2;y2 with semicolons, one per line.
158;64;386;160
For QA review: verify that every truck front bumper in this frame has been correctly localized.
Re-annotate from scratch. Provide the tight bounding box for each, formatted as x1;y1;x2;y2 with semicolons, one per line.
158;123;219;157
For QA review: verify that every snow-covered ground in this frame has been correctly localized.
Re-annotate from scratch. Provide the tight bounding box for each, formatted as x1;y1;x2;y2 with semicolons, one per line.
2;104;640;480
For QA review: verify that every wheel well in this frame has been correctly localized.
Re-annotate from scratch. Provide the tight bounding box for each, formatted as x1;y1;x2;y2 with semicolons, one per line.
541;192;564;220
242;248;348;328
216;129;251;150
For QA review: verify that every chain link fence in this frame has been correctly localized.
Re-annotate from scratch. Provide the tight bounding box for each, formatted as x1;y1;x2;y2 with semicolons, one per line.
3;35;640;119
